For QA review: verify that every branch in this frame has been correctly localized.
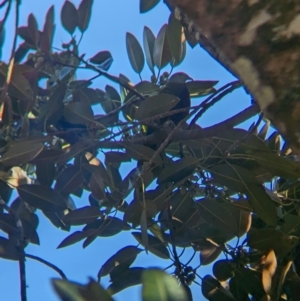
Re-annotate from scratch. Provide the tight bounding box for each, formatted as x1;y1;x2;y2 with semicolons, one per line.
25;254;67;280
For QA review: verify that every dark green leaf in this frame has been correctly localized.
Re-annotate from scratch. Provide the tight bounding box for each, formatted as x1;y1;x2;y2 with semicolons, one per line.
143;26;155;74
140;0;160;13
57;231;87;249
157;157;199;184
200;245;222;266
186;80;218;98
210;163;278;226
55;165;83;197
108;267;145;294
64;102;94;125
135;93;179;120
0;142;43;167
77;0;93;33
63;206;101;225
0;237;19;261
61;1;78;34
98;246;143;279
36;160;56;187
125;144;163;166
40;5;55;53
126;32;145;74
89;50;113;71
17;184;67;212
168;13;183;63
153;24;172;69
132;232;170;259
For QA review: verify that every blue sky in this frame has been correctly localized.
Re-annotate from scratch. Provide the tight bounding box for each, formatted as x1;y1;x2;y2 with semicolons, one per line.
0;1;253;301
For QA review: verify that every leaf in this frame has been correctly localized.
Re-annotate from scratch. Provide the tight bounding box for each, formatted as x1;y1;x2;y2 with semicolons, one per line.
262;250;277;294
202;275;235;301
0;142;43;167
142;268;187;301
186;80;218;98
157;157;199;184
153;24;172;69
27;13;39;48
0;62;33;100
55;165;83;197
124;144;162;166
64;102;94;125
126;32;145;74
143;26;155;74
132;232;170;259
90;170;105;200
108;267;145;294
5;166;32;187
213;260;234;281
197;198;239;235
210;163;278;226
105;151;131;164
36;160;56;187
200;245;222;266
0;213;17;235
17;185;67;212
63;206;101;226
83;217;130;237
140;0;160;13
135;93;179;121
77;0;93;33
38;84;67;130
168;13;183;64
0;237;19;261
251;151;300;180
98;246;143;279
61;1;78;34
57;231;87;249
52;278;113;301
89;50;113;71
247;228;284;252
40;5;55;53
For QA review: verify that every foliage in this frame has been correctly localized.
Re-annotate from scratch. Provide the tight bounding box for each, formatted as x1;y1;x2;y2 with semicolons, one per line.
0;0;300;301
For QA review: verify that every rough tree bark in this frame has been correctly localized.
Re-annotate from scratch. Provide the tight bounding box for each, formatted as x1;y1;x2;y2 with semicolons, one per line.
165;0;300;156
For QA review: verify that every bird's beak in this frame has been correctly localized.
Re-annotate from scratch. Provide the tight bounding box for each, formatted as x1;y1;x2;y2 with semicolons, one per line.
187;76;193;82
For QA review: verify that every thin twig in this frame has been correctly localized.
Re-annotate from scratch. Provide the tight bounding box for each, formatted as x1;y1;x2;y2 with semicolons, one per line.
25;254;67;279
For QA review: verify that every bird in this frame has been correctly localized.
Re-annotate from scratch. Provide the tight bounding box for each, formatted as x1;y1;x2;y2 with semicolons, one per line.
146;72;192;137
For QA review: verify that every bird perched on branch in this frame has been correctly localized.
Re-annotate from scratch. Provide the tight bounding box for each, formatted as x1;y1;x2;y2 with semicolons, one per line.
146;72;192;136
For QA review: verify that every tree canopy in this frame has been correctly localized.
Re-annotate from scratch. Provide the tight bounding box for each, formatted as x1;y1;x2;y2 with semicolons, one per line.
0;0;300;301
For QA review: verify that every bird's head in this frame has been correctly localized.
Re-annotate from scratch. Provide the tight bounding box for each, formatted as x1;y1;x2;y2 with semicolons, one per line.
167;72;193;83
